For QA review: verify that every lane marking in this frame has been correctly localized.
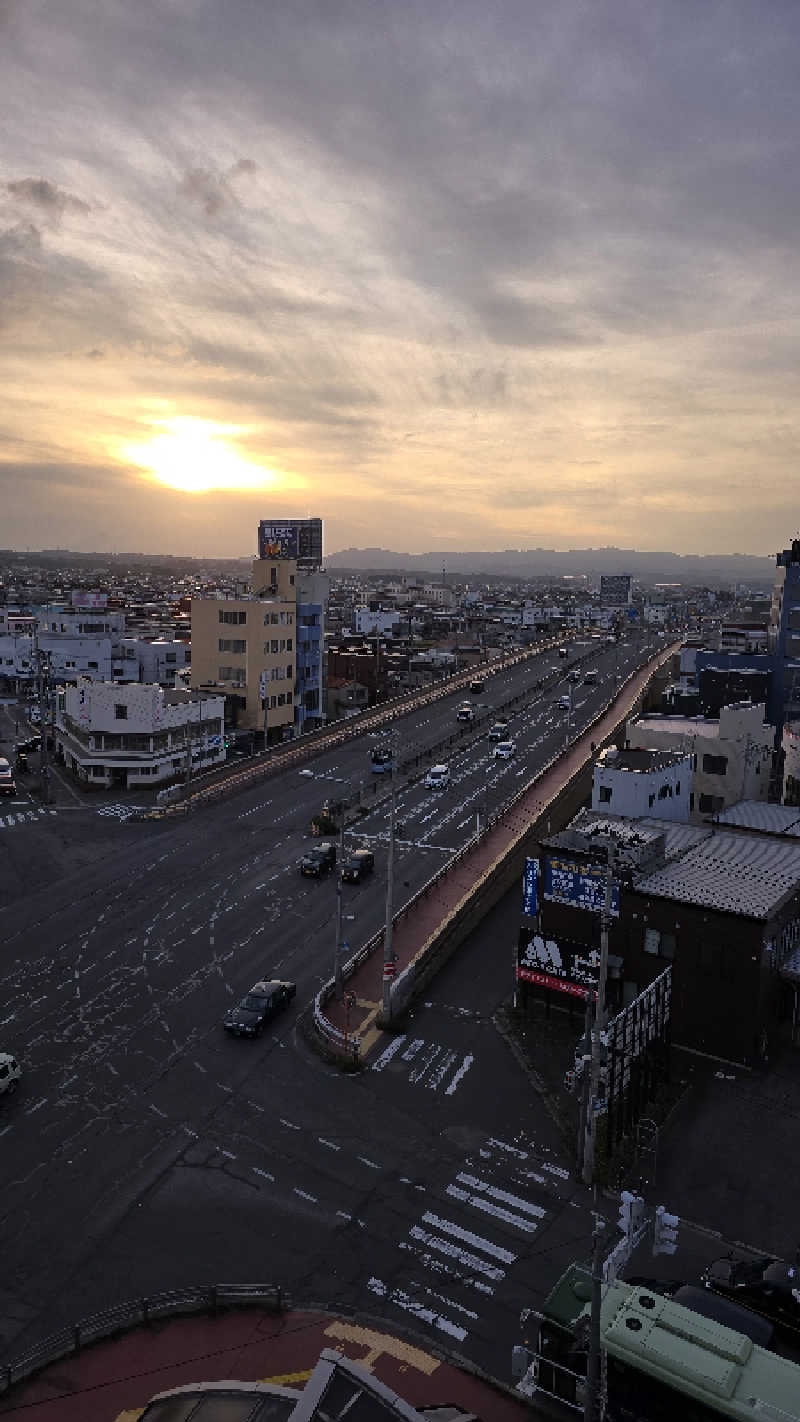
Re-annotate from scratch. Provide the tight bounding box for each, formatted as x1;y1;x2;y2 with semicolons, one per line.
456;1171;547;1220
367;1278;467;1343
252;1167;275;1182
445;1053;474;1095
446;1184;538;1233
408;1226;504;1282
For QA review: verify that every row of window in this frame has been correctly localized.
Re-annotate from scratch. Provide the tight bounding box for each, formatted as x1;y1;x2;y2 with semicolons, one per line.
218;610;295;626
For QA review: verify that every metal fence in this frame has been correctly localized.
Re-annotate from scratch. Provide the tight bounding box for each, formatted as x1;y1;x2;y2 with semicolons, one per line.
0;1283;287;1396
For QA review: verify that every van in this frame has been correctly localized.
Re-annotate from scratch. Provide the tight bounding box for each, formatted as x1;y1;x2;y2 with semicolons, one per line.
425;764;450;790
456;703;474;723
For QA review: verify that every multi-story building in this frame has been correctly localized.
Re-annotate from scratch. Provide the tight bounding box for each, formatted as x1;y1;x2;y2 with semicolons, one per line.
769;539;800;730
0;594;187;691
591;747;691;822
256;518;327;732
56;678;224;790
190;557;296;741
626;701;774;819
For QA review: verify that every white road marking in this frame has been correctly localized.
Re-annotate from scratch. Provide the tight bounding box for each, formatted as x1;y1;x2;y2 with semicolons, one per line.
357;1156;381;1171
294;1188;317;1203
24;1098;48;1116
487;1136;528;1159
371;1035;408;1071
446;1184;538;1233
220;1149;236;1159
318;1138;341;1152
399;1241;494;1296
409;1225;504;1281
367;1278;467;1342
456;1171;546;1220
252;1167;275;1182
540;1161;570;1179
421;1210;517;1263
280;1117;301;1131
149;1103;168;1117
445;1054;474;1095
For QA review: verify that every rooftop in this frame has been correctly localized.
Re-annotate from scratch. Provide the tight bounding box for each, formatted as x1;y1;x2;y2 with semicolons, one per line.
596;746;689;773
715;801;800;837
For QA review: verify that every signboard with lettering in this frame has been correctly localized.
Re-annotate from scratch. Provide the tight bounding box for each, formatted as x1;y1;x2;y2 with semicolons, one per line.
522;857;538;916
517;932;600;1000
258;518;322;566
542;856;620;916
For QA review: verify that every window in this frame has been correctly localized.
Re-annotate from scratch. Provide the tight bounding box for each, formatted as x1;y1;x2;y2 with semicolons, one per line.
648;793;655;807
699;792;725;814
218;609;247;625
278;693;286;705
271;612;279;624
675;781;680;795
658;784;672;799
271;639;279;653
702;753;728;776
279;639;286;652
286;665;292;678
288;613;293;625
87;661;98;670
598;786;612;803
114;703;128;720
286;638;292;651
644;928;675;959
219;666;246;684
290;574;295;585
218;639;246;653
166;652;176;663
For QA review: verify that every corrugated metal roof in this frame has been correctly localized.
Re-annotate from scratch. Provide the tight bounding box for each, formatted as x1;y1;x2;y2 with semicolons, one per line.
715;801;800;837
635;829;800;918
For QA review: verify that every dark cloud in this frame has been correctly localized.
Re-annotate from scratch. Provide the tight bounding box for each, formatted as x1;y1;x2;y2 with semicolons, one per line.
7;177;90;225
177;158;258;216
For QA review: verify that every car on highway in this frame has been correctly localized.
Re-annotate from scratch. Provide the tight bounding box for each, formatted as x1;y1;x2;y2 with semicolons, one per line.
425;763;450;790
300;842;337;877
223;979;297;1037
0;1053;22;1097
493;740;515;760
456;702;474;722
370;746;394;773
557;694;571;710
0;758;16;796
488;720;509;740
28;706;42;724
16;735;41;755
567;668;581;683
583;669;598;685
702;1255;800;1341
341;849;375;883
469;677;485;694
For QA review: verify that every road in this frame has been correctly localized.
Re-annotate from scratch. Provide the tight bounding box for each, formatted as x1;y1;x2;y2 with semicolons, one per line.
0;632;675;1382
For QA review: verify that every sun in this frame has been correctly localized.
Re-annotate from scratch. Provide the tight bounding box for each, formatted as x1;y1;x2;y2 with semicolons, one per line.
123;417;276;494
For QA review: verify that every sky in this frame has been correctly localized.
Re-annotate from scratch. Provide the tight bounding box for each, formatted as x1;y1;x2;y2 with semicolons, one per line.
1;0;799;560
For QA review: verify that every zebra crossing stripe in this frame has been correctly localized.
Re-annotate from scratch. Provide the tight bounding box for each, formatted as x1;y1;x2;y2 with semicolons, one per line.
399;1240;494;1295
371;1035;407;1071
456;1171;547;1219
487;1136;528;1158
420;1210;516;1264
409;1226;505;1282
367;1277;467;1342
446;1183;538;1233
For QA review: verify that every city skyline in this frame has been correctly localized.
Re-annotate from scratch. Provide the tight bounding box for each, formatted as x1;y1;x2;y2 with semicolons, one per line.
2;1;800;557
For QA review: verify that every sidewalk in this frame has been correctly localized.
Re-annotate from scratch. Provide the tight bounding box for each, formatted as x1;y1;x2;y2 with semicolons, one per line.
324;650;674;1061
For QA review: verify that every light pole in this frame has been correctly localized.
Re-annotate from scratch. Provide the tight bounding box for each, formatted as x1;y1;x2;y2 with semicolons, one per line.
582;844;616;1186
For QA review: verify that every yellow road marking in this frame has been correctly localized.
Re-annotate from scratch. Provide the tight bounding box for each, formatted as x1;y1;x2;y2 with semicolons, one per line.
324;1320;440;1375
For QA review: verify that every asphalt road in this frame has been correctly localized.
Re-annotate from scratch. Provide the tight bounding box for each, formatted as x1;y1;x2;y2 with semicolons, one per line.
0;632;678;1382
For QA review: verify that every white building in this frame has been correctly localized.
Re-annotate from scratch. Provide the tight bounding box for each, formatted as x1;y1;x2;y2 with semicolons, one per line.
627;701;774;820
592;746;691;822
0;600;187;689
56;678;224;791
352;606;401;638
782;721;800;807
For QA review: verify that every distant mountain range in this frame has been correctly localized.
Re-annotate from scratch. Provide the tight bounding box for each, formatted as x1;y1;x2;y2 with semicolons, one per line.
325;546;777;586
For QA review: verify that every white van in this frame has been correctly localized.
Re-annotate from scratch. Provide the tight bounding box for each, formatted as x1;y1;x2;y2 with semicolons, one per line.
425;764;450;790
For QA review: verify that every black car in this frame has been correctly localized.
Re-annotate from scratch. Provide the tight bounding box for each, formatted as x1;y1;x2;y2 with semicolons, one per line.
223;979;297;1037
300;842;337;877
703;1255;800;1341
341;849;375;884
16;735;41;755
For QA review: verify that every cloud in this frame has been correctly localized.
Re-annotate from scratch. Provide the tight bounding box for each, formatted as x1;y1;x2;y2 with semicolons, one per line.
177;157;258;217
7;176;90;225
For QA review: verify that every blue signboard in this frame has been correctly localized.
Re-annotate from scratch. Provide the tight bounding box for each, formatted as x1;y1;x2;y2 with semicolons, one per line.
522;857;538;916
543;856;620;916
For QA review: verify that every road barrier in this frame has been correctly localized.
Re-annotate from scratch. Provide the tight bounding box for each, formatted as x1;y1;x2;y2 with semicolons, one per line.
0;1283;287;1396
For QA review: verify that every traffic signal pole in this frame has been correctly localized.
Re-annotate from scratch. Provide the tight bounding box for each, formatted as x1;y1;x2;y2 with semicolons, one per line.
381;733;397;1020
582;845;615;1185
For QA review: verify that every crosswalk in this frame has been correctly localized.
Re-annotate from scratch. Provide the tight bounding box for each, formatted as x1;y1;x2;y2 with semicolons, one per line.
366;1134;572;1348
0;806;57;830
95;803;139;819
371;1032;474;1096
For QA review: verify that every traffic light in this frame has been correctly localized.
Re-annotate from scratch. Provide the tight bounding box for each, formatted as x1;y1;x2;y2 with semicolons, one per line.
617;1190;645;1241
653;1205;680;1256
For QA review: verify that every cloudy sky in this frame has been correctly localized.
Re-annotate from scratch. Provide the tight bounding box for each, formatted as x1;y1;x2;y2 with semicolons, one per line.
2;0;799;559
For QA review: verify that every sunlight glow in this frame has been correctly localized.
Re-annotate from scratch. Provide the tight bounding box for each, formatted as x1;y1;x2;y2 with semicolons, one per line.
124;418;277;494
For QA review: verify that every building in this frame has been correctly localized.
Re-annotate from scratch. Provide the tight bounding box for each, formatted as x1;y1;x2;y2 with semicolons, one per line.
190;559;296;741
769;539;800;730
592;746;691;822
626;701;774;819
521;809;800;1065
782;721;800;806
600;574;632;609
56;678;224;790
352;606;401;638
255;518;327;732
0;596;187;690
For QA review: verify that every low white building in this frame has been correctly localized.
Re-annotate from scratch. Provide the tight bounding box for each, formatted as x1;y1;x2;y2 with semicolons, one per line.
592;746;692;822
352;606;401;638
627;701;774;820
56;678;224;791
0;600;188;689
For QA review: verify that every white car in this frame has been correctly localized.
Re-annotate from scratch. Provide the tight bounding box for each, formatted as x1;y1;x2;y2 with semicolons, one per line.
0;1053;21;1098
493;740;515;759
425;764;450;790
557;694;571;710
488;721;509;740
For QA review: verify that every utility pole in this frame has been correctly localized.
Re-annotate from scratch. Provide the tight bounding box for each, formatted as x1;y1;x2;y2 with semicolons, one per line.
582;844;616;1186
583;1214;606;1422
34;627;50;806
382;731;397;1020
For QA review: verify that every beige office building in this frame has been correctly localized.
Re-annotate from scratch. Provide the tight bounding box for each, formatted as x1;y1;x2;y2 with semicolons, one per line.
190;558;298;738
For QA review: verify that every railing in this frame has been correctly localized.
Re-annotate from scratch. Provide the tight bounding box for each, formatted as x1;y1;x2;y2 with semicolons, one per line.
0;1283;287;1396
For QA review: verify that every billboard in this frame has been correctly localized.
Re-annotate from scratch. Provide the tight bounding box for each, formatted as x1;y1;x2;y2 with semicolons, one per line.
542;855;620;916
258;518;322;567
522;857;538;916
517;932;600;1000
600;574;632;608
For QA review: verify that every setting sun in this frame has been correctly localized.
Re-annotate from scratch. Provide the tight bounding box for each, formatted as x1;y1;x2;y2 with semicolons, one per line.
123;418;277;494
